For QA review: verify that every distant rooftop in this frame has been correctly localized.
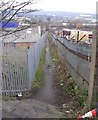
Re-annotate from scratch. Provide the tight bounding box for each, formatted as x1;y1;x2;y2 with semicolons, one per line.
80;14;92;18
0;21;19;28
3;27;41;43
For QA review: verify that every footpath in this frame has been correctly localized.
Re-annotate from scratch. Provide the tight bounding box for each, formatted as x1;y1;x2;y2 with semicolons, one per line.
2;41;64;118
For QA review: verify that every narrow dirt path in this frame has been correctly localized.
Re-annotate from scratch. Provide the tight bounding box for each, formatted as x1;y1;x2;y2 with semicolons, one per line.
32;40;57;106
2;39;83;118
31;38;84;118
2;40;65;118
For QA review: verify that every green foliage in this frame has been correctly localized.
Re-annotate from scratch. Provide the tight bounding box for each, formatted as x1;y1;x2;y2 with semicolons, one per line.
2;96;16;101
71;85;88;109
48;33;88;117
58;74;65;82
66;77;88;108
33;47;46;88
49;47;59;64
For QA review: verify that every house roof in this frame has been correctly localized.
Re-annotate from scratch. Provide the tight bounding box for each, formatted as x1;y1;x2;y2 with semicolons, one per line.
0;21;19;28
3;27;41;43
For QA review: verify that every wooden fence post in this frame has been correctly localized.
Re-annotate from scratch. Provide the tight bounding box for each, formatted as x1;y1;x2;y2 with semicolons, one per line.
88;30;98;109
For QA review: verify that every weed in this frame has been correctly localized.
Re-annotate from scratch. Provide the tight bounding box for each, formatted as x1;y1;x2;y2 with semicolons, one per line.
2;95;16;101
33;47;46;88
49;35;88;116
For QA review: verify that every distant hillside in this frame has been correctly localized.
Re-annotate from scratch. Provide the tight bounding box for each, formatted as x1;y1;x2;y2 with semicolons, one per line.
17;10;96;19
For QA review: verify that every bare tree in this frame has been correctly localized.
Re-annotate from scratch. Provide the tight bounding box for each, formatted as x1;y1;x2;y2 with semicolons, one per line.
0;0;40;40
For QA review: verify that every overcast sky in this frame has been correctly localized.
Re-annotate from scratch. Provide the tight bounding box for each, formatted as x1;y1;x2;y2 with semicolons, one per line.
30;0;97;13
4;0;98;13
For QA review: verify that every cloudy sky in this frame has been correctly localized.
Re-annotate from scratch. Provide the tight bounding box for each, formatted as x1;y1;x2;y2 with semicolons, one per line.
31;0;97;13
4;0;98;13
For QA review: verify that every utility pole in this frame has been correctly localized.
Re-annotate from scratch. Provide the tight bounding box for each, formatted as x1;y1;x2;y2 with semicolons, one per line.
88;30;98;109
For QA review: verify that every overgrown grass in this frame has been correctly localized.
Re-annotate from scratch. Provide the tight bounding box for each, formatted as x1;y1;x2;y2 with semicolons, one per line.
2;96;16;101
33;47;46;88
64;72;88;108
48;35;59;64
48;34;88;116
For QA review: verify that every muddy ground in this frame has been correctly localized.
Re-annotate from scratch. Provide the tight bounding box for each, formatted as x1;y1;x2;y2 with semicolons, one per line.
29;40;85;118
